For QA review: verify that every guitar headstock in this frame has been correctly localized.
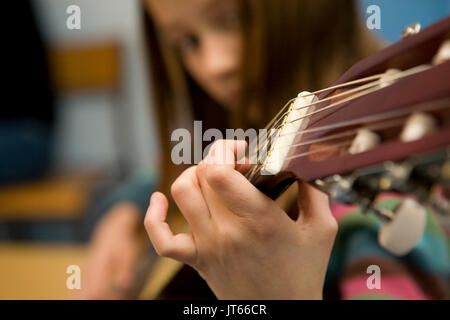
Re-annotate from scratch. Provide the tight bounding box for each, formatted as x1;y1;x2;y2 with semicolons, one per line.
247;17;450;255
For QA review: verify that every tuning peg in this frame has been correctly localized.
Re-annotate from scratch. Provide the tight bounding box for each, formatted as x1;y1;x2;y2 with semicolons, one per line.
314;174;372;208
379;161;412;191
349;129;380;154
401;22;421;39
433;39;450;65
315;172;380;211
377;198;427;256
400;112;437;142
379;68;401;88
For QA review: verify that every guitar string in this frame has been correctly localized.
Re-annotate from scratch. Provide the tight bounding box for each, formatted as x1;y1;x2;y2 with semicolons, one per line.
246;65;433;179
247;97;450;179
269;118;404;152
261;73;384;132
268;74;387;128
278;65;431;129
258;119;402;168
250;141;353;178
265;99;450;165
248;65;430;165
262;66;425;137
282;140;352;162
248;83;384;166
250;79;383;162
254;74;386;153
276;95;449;140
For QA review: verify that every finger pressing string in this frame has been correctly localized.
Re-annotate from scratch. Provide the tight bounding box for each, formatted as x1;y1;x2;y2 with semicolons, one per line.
199;140;284;218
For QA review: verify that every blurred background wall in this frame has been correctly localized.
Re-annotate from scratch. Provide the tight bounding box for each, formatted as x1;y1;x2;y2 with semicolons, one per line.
31;0;160;174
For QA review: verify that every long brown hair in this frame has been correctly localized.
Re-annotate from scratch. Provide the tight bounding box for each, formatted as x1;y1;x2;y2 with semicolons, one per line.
143;0;380;219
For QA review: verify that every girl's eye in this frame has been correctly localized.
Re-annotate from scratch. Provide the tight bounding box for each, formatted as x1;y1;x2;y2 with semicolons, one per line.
178;35;199;51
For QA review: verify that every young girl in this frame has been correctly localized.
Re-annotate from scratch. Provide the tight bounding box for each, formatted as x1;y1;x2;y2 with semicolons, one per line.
81;0;449;299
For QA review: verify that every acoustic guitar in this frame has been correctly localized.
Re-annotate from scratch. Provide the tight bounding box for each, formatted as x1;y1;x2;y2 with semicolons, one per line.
140;16;450;300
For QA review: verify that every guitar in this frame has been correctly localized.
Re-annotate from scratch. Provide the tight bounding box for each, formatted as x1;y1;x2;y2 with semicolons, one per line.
140;16;450;299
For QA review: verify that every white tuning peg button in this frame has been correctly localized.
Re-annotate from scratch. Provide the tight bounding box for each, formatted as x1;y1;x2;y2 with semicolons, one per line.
378;198;427;256
349;129;380;154
400;112;437;142
433;40;450;65
379;68;401;88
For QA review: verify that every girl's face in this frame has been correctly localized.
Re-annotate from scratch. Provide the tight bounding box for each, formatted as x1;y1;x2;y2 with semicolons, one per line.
146;0;242;109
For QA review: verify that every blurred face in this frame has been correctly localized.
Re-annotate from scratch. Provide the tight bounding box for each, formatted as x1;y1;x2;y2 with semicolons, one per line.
145;0;242;109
